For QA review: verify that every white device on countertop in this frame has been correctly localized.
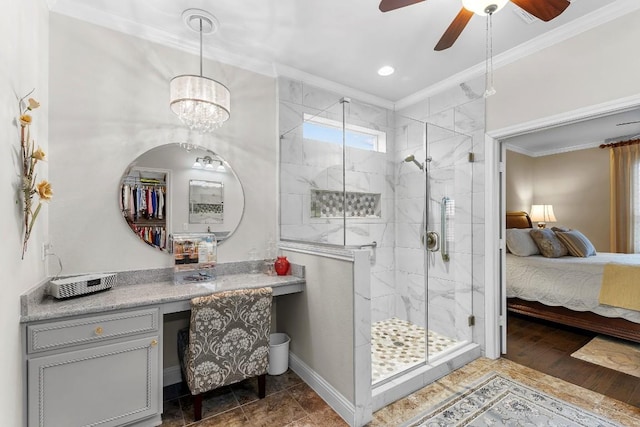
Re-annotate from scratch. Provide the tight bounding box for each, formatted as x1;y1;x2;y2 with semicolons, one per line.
48;273;116;299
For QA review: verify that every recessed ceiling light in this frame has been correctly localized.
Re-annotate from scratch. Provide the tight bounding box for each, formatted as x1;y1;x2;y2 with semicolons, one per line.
377;66;395;77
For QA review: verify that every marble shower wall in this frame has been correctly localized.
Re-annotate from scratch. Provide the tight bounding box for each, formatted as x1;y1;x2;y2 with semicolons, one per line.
278;76;487;351
396;77;486;349
278;77;398;321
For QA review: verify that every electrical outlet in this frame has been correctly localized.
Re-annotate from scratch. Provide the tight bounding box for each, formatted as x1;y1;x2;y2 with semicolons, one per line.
183;223;189;231
41;243;52;261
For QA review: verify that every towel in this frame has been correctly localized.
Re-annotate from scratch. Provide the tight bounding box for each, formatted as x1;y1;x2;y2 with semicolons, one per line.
599;263;640;311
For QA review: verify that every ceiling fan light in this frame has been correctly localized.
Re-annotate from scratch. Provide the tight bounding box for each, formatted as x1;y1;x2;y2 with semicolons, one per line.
462;0;508;16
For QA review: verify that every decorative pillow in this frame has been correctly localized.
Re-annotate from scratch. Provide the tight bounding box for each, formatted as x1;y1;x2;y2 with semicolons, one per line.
555;230;597;257
505;228;539;256
530;228;568;258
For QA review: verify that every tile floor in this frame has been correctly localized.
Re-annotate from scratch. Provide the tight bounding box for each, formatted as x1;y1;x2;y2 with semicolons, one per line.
371;318;457;383
160;369;348;426
161;358;640;426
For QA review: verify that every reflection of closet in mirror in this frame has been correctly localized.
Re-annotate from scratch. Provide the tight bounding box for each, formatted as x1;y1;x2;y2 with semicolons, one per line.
120;167;169;250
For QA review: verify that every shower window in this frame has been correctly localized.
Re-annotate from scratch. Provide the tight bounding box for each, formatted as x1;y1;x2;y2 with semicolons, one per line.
303;113;387;153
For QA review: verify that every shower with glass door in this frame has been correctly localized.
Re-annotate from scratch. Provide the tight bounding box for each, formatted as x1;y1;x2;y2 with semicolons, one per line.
370;116;475;386
278;78;479;406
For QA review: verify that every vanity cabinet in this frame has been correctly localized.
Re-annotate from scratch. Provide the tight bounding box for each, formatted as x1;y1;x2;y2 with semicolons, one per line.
25;308;162;427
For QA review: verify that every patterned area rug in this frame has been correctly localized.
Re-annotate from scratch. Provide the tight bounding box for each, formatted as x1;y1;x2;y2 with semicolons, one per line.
404;373;622;427
372;318;458;383
571;335;640;378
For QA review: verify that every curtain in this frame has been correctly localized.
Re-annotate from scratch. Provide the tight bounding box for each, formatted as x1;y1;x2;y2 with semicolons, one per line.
609;143;640;253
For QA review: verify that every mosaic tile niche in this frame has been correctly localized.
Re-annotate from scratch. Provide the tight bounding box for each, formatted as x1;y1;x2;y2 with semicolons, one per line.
310;190;381;218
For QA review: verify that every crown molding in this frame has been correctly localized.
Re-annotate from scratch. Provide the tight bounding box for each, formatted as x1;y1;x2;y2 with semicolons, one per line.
49;0;640;112
395;0;640;110
506;140;603;158
488;93;640;140
503;143;536;157
274;64;395;110
48;1;276;78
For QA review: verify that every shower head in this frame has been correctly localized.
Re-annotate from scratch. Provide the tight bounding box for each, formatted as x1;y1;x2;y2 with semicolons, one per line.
404;154;424;171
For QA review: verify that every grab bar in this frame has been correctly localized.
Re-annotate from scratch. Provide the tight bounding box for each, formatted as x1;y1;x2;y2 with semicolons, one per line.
359;241;377;249
341;241;378;250
441;197;452;262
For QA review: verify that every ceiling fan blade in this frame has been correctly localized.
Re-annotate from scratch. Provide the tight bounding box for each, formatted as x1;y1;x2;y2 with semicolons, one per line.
510;0;570;22
434;8;474;51
379;0;426;13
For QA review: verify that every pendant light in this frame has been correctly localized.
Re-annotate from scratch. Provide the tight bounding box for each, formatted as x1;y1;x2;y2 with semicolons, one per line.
170;9;230;133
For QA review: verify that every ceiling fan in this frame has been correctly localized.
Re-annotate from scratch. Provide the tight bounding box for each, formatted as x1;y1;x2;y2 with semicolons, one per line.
379;0;571;51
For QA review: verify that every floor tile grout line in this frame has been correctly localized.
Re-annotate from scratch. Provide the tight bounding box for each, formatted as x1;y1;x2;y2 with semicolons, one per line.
285;388;316;424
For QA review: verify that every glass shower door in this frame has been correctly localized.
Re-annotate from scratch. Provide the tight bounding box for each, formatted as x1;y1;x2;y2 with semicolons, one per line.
279;99;347;245
425;123;474;362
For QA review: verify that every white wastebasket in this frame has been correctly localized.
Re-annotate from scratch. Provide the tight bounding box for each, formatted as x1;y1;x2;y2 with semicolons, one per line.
268;333;290;375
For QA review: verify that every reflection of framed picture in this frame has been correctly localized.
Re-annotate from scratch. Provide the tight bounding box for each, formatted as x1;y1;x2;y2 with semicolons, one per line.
189;180;224;224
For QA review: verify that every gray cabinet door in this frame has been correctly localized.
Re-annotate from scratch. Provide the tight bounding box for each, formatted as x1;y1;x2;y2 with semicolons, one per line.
27;335;159;427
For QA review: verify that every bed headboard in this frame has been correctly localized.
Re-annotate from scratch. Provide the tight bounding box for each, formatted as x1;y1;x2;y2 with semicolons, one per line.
506;211;533;229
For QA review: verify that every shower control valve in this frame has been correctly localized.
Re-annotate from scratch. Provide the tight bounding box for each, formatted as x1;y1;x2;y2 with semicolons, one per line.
425;231;439;252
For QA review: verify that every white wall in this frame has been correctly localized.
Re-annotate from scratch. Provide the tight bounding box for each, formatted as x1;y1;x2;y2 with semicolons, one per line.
0;1;49;424
487;9;640;131
48;13;278;274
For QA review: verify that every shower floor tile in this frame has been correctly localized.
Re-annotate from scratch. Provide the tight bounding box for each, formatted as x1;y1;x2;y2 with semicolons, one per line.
372;317;458;384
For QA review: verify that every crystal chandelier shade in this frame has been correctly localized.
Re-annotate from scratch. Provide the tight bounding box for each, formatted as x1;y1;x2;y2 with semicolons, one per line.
170;9;230;133
170;75;230;132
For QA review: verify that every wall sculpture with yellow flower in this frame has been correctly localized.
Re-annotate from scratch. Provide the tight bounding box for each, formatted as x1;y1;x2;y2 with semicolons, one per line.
19;91;52;259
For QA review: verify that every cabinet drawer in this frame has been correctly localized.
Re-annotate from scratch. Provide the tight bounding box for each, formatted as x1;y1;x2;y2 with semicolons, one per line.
27;308;159;353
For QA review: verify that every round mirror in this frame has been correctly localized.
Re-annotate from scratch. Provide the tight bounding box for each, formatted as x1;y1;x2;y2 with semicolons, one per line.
119;143;245;252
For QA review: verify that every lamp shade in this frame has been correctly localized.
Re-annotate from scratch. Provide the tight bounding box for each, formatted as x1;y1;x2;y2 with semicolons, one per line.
530;205;557;223
462;0;509;15
170;75;230;133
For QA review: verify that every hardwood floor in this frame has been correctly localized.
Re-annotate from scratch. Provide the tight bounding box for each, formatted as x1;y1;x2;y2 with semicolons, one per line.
505;313;640;407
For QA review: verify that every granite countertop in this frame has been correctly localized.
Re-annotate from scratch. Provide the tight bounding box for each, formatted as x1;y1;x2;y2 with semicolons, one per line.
21;263;305;323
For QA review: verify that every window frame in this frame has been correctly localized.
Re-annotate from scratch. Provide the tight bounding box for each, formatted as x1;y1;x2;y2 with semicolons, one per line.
303;113;387;153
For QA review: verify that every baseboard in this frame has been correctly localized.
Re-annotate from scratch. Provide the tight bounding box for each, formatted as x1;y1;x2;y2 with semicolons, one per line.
288;352;356;426
163;365;183;386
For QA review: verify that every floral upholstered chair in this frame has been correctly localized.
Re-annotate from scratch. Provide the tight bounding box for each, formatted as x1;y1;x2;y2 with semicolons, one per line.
178;287;273;421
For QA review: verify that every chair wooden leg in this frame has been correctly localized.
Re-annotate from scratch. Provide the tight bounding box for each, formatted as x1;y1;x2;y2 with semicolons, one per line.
258;373;266;399
193;393;203;421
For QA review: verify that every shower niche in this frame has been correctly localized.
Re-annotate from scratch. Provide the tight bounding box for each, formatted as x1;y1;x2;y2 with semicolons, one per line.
310;190;381;219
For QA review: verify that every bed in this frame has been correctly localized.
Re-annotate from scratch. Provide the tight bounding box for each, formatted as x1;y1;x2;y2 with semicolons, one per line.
505;211;640;343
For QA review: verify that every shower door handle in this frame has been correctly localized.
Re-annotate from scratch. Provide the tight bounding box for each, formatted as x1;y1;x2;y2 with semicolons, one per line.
425;231;439;252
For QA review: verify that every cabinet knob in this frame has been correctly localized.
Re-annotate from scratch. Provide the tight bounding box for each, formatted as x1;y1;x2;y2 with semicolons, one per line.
151;339;158;347
95;326;104;336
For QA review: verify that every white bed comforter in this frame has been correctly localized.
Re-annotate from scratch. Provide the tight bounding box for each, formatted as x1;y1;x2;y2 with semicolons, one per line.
506;252;640;324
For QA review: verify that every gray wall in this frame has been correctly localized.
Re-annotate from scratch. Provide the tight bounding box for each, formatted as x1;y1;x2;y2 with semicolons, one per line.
506;148;610;251
505;150;535;213
1;1;49;425
276;250;355;402
48;13;278;274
